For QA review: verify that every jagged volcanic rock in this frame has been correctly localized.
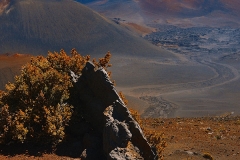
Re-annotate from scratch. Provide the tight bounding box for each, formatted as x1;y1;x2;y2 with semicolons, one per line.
71;62;157;159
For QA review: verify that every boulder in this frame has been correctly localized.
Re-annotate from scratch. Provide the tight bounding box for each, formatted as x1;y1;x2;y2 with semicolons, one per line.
72;62;157;160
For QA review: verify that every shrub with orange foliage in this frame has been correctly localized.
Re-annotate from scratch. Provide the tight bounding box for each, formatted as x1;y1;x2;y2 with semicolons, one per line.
0;49;165;159
118;91;128;105
93;51;113;78
129;108;166;159
0;49;111;145
93;51;112;69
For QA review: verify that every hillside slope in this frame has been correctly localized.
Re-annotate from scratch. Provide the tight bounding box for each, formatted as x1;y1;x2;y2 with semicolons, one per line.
0;0;172;57
2;0;234;119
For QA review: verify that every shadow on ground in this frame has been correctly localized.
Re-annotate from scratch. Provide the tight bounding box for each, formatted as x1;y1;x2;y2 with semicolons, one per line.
0;136;85;158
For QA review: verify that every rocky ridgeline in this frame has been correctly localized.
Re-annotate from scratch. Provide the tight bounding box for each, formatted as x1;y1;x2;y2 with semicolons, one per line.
71;62;157;160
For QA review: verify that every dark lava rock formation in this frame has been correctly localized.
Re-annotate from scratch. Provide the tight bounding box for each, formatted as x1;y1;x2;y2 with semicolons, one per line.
71;62;157;159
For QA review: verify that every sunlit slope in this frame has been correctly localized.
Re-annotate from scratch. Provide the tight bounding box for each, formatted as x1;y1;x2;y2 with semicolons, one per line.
0;0;173;57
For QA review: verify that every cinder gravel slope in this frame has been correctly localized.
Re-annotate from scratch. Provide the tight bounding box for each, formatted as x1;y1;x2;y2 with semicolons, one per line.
0;0;175;58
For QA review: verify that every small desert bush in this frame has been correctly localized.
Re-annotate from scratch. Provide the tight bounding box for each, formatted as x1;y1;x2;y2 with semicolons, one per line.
0;49;112;145
203;152;214;160
119;91;128;105
129;108;166;159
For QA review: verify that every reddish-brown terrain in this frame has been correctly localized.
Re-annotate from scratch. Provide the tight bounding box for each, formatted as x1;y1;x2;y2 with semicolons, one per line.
220;0;240;16
0;0;10;15
0;115;239;159
81;0;240;16
82;0;240;27
138;0;214;15
144;115;240;160
121;22;156;36
0;53;31;90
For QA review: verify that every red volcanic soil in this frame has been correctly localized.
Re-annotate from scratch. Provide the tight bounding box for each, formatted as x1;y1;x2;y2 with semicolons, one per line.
220;0;240;16
0;53;32;90
0;0;10;14
82;0;240;27
0;53;32;68
138;0;215;15
140;0;202;10
143;116;240;160
122;22;156;36
137;0;240;17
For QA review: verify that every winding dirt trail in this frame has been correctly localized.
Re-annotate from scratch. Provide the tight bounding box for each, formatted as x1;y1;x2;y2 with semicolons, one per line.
118;57;240;117
119;58;240;97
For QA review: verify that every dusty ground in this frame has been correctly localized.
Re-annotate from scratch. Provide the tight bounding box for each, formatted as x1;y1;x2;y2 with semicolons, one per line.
143;116;240;160
0;115;239;160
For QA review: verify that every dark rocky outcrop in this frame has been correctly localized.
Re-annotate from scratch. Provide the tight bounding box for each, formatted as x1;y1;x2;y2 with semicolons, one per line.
72;62;157;159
